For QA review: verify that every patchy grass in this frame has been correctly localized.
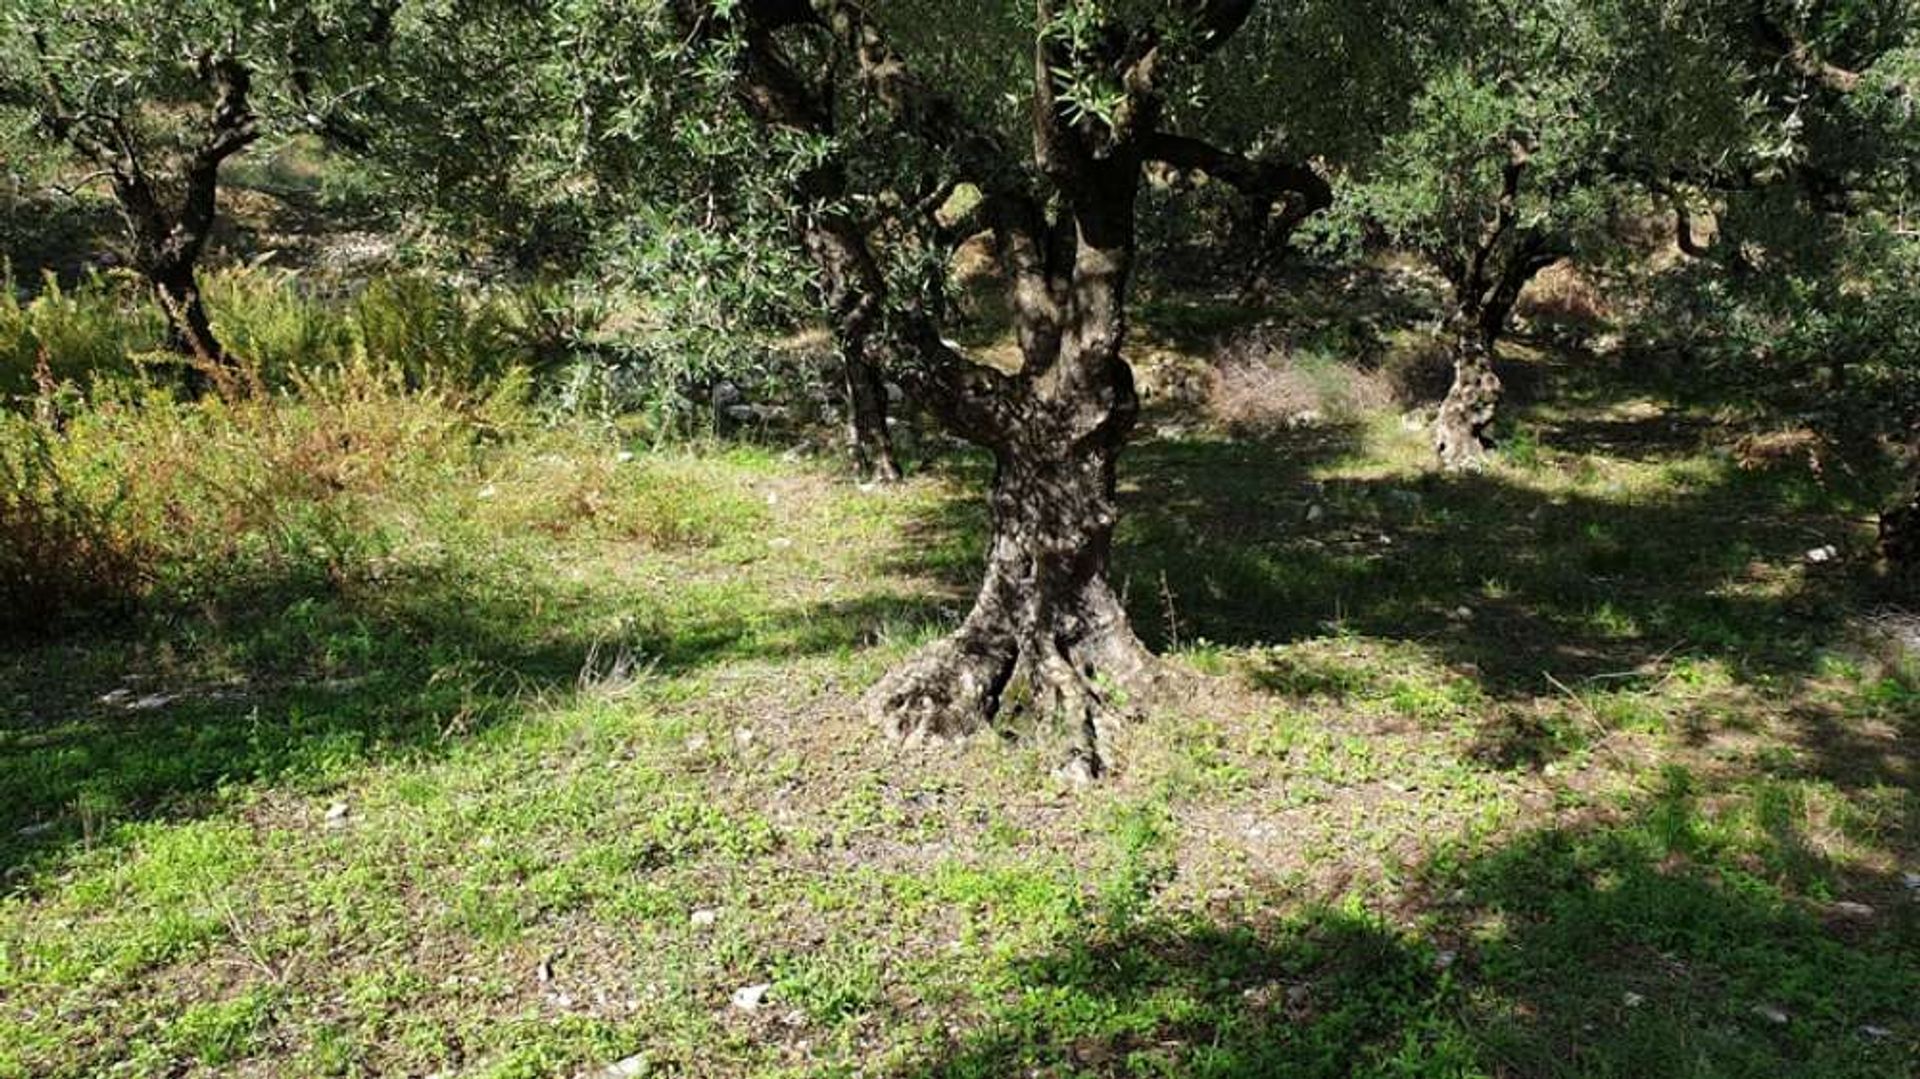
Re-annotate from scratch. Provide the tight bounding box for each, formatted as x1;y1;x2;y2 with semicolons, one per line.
1;340;1916;1078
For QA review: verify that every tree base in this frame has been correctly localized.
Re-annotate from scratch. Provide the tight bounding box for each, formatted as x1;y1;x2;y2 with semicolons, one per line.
1434;349;1502;472
867;613;1162;779
1883;493;1919;598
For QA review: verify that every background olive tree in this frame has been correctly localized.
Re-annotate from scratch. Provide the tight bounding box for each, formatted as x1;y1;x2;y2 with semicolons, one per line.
0;0;391;390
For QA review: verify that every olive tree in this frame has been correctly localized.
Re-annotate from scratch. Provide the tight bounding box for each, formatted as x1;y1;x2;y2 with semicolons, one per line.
618;0;1353;778
1649;0;1919;588
1322;0;1750;469
0;0;386;389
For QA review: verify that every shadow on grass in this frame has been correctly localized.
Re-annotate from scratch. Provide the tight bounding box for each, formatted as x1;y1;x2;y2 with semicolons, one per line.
894;772;1918;1079
888;412;1905;783
0;551;951;882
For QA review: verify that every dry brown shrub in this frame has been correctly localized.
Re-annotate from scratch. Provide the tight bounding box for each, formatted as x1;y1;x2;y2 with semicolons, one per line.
1733;428;1828;475
1517;261;1610;331
1207;354;1393;436
1381;336;1457;407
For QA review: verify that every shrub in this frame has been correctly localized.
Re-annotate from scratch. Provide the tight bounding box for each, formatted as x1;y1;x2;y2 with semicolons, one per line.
350;275;522;391
203;267;353;384
0;413;148;635
0;271;158;399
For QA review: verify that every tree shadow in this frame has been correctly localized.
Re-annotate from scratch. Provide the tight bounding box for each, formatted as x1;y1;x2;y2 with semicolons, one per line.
884;405;1902;797
890;774;1919;1079
0;556;952;883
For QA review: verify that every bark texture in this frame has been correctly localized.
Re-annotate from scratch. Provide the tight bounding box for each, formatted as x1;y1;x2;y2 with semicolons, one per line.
1433;327;1503;471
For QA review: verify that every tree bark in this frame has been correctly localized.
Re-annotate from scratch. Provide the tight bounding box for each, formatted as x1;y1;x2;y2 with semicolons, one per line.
151;262;226;396
868;355;1156;780
843;350;901;483
1433;323;1502;471
867;131;1161;778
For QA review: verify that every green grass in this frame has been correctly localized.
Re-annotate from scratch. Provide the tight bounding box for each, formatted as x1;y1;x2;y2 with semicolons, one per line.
1;335;1916;1077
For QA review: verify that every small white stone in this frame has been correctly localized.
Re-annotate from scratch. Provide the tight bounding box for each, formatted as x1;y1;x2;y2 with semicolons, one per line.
1623;991;1645;1008
1861;1025;1892;1040
732;982;772;1011
690;909;718;928
478;484;497;500
1805;545;1838;564
616;451;635;463
127;693;175;711
1305;504;1326;523
599;1054;648;1078
768;537;793;550
323;801;350;828
1752;1004;1789;1025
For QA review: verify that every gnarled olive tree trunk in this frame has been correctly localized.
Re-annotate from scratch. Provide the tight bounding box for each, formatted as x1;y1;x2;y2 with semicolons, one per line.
1433;317;1503;470
870;347;1155;779
867;161;1161;780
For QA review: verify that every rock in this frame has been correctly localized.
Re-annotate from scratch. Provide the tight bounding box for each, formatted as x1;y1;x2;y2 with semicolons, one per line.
127;693;175;711
1305;503;1326;523
1861;1025;1892;1040
1451;606;1474;621
1433;949;1456;971
1828;901;1875;920
767;537;793;550
1902;871;1919;893
323;801;350;829
1623;991;1645;1008
97;688;134;706
732;982;772;1011
1052;757;1097;788
616;451;635;464
690;908;718;928
15;821;55;838
597;1054;649;1078
1751;1004;1789;1025
1806;545;1838;564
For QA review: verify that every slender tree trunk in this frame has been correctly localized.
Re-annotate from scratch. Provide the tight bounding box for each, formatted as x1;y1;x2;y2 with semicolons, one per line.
1884;450;1920;597
843;351;901;483
1434;318;1503;471
151;263;225;388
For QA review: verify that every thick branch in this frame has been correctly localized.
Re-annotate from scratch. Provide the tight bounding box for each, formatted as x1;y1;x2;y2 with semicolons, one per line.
1143;130;1330;209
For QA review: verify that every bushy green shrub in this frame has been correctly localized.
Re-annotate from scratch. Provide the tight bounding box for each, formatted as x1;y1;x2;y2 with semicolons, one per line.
0;271;160;399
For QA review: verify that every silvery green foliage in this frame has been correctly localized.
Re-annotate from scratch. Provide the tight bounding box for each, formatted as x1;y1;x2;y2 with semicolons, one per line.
0;0;390;161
